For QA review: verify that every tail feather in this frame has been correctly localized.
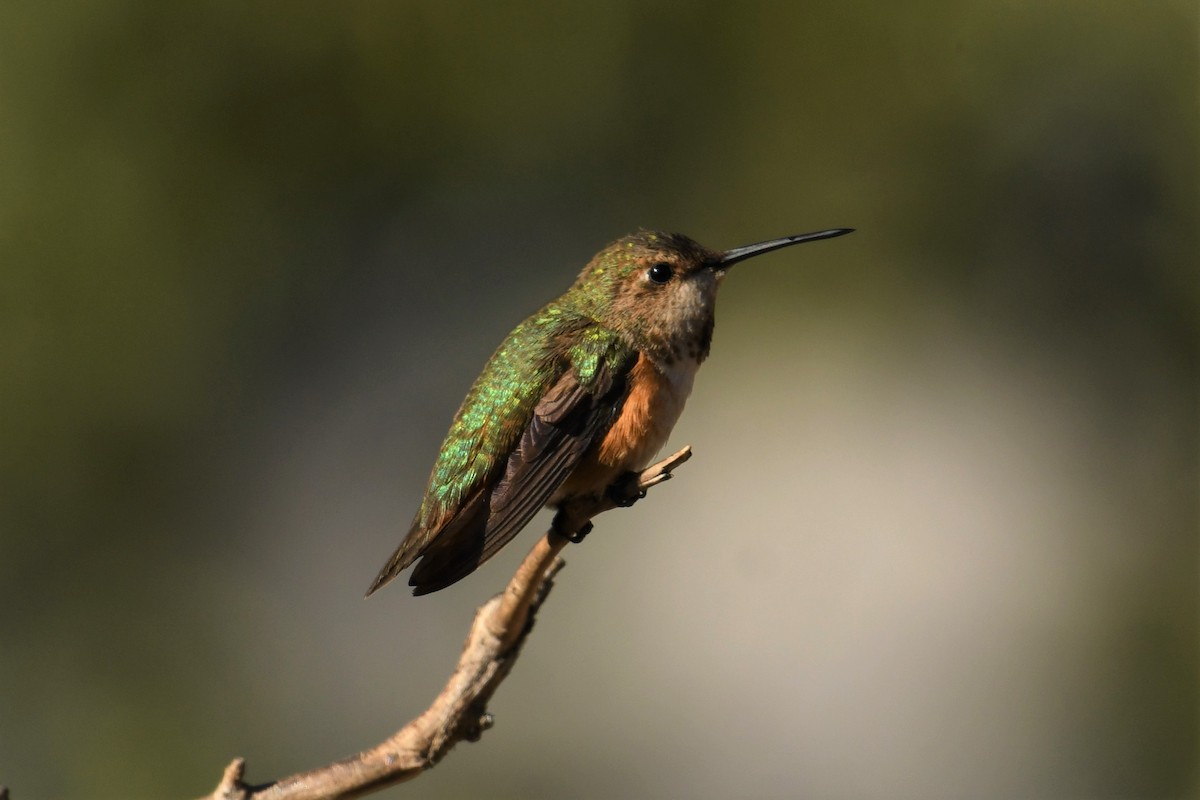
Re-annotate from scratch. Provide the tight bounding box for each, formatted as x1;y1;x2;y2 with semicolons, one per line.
406;530;487;595
364;542;416;597
364;490;488;597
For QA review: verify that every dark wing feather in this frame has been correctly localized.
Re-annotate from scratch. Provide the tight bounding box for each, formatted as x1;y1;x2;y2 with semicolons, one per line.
482;371;610;548
401;356;629;595
399;488;488;595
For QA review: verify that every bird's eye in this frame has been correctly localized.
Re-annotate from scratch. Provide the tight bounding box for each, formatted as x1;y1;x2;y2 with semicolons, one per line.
647;262;673;284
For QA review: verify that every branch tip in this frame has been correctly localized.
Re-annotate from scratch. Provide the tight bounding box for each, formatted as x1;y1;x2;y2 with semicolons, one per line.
202;757;248;800
645;445;692;480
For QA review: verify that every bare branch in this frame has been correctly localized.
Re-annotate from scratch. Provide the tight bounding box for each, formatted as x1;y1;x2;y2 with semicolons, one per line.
195;446;693;800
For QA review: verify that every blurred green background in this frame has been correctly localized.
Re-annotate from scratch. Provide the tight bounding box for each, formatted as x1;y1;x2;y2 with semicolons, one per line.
1;2;1195;798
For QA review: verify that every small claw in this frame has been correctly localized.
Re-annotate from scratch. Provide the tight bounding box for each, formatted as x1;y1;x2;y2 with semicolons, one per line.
568;521;593;544
608;471;644;507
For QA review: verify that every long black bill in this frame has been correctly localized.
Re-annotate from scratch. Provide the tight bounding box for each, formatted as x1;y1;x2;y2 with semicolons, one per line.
717;228;854;268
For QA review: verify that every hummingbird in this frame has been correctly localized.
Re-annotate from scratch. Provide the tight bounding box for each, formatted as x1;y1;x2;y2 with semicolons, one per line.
367;227;853;596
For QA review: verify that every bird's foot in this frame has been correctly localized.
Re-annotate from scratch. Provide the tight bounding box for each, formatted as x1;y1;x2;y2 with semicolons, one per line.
552;513;594;544
568;521;593;544
608;470;646;508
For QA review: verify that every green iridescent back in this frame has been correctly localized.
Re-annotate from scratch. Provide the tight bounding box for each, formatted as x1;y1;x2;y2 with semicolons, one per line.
413;299;632;532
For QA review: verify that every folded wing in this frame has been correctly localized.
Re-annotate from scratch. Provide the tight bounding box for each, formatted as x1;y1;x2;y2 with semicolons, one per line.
367;349;632;596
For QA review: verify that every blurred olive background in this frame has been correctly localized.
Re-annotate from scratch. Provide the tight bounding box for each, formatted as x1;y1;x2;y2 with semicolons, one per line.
1;2;1196;798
